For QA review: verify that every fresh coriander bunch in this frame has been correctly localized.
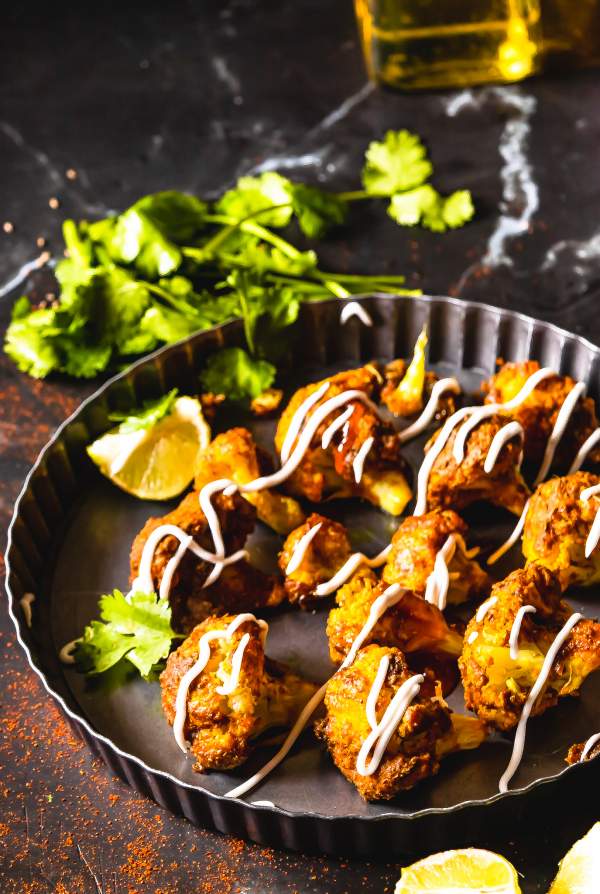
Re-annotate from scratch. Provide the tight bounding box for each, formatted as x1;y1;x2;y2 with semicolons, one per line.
5;130;474;401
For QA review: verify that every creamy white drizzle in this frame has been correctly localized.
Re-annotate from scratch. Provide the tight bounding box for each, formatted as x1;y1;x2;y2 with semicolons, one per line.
353;436;374;484
20;592;35;628
356;658;424;776
467;631;479;645
533;381;587;486
483;421;524;474
508;605;537;660
224;584;406;799
285;523;323;575
314;544;392;597
59;639;79;664
452;367;556;465
499;612;582;793
173;613;268;752
580;732;600;762
321;406;353;450
579;484;600;557
365;653;391;730
487;500;530;566
414;407;473;516
280;381;330;464
338;420;350;452
424;535;457;611
397;378;461;445
476;595;498;623
340;301;373;327
569;428;600;474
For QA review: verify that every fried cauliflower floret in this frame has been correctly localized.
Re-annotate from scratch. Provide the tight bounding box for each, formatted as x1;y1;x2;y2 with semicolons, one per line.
483;360;600;469
382;510;491;605
327;568;463;666
160;614;318;772
274;366;412;516
522;472;600;591
425;414;530;516
194;427;305;535
315;645;487;800
459;564;600;731
129;490;284;629
566;738;600;765
278;513;352;607
381;328;458;419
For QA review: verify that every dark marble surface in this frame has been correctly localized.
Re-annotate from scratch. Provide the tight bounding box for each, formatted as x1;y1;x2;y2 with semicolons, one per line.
2;1;600;891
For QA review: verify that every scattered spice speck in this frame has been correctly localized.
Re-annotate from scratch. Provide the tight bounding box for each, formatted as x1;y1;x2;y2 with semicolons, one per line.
3;221;14;233
48;197;60;209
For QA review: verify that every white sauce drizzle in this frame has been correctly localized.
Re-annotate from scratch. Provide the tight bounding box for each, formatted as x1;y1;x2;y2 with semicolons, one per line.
321;406;353;450
20;592;35;628
224;584;406;799
353;436;374;484
414;406;473;516
397;378;461;444
580;732;600;762
314;544;392;597
508;605;537;660
467;631;479;645
533;381;587;486
424;536;457;611
365;654;391;730
285;523;323;575
483;421;524;474
356;659;424;776
280;382;330;464
476;595;498;623
59;639;79;664
452;367;555;465
580;483;600;557
499;612;582;793
338;420;350;452
487;500;530;566
173;613;268;752
569;428;600;474
340;301;373;327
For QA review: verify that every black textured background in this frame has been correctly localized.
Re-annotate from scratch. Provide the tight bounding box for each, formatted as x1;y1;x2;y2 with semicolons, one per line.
2;2;600;891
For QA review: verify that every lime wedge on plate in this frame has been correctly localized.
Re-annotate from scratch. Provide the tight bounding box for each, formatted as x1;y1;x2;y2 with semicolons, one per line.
548;823;600;894
87;395;210;500
395;848;521;893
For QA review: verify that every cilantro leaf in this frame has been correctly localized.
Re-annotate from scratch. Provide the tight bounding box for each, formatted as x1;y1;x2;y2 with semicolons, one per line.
108;388;179;433
74;589;176;678
291;184;348;239
106;208;182;279
60;341;113;378
200;347;275;401
362;130;433;196
133;191;208;243
388;185;475;232
217;173;293;228
4;310;62;378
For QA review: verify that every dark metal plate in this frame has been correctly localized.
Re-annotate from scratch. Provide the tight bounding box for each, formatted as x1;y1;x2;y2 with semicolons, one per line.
6;294;600;857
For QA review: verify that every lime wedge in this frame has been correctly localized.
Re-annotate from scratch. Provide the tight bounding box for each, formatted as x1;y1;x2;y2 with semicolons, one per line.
395;848;521;894
88;396;210;500
548;823;600;894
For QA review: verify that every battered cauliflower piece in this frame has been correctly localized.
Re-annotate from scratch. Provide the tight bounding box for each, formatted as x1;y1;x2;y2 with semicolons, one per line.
160;614;318;771
278;513;352;607
381;328;457;419
315;644;487;800
425;414;530;516
459;564;600;731
129;490;284;630
274;365;412;516
327;568;463;666
194;427;305;536
382;509;491;605
483;360;600;470
566;738;600;765
522;472;600;591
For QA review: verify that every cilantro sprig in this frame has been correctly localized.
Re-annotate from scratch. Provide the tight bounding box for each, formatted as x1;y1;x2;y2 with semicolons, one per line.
74;589;179;679
5;130;474;399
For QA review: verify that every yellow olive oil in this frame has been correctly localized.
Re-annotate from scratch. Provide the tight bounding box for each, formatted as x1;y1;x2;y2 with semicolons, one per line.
355;0;542;89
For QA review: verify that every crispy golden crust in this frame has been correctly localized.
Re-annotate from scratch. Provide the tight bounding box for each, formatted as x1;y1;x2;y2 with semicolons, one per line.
381;362;456;419
483;360;600;469
522;472;600;590
274;366;412;515
459;564;600;731
129;489;255;594
566;739;600;765
315;644;486;801
382;510;491;604
278;513;352;607
425;413;530;516
326;568;463;666
160;614;318;772
194;427;305;535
